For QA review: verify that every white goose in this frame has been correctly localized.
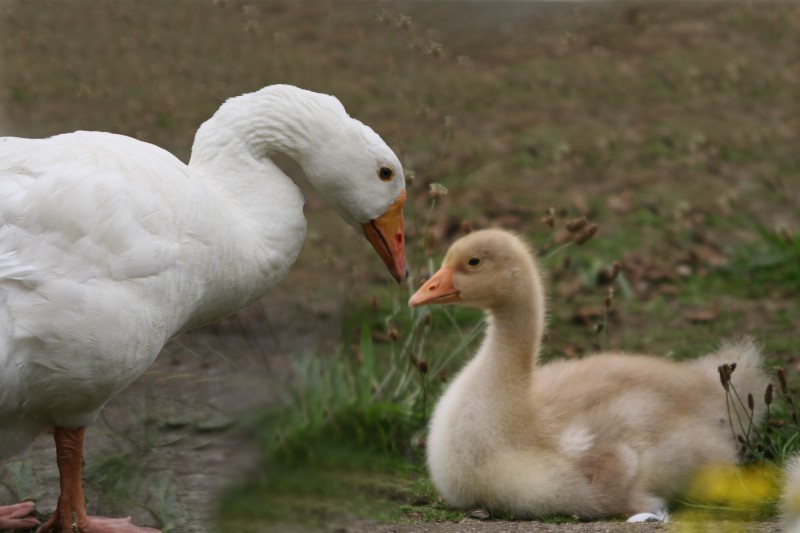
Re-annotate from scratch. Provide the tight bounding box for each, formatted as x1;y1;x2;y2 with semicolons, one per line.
0;84;406;533
410;229;767;521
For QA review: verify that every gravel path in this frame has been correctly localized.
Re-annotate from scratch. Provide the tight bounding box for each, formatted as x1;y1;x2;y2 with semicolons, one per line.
294;518;780;533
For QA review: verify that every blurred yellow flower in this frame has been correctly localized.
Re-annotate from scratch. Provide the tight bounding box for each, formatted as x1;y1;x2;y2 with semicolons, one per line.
673;463;781;529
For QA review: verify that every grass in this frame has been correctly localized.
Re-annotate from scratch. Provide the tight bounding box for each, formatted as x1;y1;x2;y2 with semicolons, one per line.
213;192;800;530
728;225;800;295
212;186;490;529
218;440;461;531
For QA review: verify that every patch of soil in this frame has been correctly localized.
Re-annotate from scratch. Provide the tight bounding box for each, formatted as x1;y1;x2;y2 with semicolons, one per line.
341;520;779;533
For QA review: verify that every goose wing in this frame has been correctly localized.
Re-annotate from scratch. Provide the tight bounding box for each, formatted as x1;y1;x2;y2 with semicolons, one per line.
0;132;194;426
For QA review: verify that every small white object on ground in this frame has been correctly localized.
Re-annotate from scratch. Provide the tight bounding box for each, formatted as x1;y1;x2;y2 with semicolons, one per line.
627;511;670;523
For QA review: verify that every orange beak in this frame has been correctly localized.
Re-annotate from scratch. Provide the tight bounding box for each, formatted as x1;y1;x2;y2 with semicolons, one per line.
362;190;406;283
408;267;461;307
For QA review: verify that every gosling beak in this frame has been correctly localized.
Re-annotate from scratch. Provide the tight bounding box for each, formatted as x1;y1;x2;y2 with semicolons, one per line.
362;190;406;283
408;267;460;307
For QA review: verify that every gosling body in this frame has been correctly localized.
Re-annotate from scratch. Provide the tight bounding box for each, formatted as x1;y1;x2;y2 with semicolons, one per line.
411;229;768;518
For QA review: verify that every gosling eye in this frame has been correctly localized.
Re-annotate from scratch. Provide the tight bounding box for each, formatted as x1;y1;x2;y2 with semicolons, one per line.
467;256;481;267
378;166;394;181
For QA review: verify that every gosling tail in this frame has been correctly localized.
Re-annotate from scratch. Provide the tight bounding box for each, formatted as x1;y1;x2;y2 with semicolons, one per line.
688;337;770;426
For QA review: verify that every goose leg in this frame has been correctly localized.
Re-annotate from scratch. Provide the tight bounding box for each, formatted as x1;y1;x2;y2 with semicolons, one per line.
0;501;40;530
36;427;160;533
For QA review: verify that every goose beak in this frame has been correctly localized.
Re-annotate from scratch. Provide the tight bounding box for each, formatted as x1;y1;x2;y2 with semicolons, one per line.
408;267;460;307
362;190;406;283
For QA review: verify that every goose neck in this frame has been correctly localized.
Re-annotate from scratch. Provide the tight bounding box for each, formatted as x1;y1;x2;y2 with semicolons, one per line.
177;90;329;332
189;86;349;172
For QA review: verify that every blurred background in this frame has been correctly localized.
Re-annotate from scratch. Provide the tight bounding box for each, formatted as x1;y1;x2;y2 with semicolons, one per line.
1;1;798;532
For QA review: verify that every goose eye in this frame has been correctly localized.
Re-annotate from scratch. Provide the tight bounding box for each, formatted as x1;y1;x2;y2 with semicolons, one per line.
378;166;394;181
467;257;481;267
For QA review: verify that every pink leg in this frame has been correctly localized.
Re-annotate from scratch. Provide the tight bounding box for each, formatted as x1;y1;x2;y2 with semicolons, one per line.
0;501;40;530
36;427;161;533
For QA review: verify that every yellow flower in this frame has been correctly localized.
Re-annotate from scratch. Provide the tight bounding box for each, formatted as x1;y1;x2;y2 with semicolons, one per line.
673;463;780;528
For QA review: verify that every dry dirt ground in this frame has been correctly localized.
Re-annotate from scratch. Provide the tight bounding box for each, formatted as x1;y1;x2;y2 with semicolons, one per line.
340;521;779;533
1;1;799;533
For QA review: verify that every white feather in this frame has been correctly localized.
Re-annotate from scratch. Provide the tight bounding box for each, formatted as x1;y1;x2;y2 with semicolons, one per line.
0;84;405;457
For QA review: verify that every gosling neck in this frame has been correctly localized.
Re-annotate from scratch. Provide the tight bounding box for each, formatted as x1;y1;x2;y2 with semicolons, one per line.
479;263;547;385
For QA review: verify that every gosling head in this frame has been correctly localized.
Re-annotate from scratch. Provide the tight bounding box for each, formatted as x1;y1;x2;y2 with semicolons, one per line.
408;229;539;311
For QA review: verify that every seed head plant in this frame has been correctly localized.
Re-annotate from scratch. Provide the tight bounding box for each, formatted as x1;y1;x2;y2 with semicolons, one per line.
675;364;800;521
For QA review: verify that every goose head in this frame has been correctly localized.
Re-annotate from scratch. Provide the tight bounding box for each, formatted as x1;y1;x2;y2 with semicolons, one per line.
408;229;537;310
301;117;407;283
192;85;408;283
